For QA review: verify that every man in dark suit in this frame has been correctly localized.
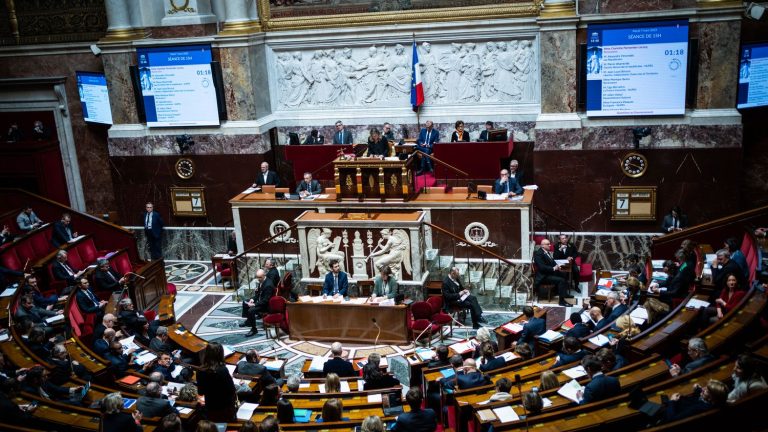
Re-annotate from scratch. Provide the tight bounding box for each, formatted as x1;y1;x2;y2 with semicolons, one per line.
595;292;627;330
669;338;716;377
710;249;747;295
75;278;107;320
415;120;439;174
565;312;592;339
240;269;275;337
303;129;324;144
143;202;164;260
444;359;491;391
235;349;277;387
578;355;620;404
93;259;126;293
51;213;77;247
478;121;494;142
332;120;353;144
322;260;348;297
661;206;688;233
442;267;485;329
393;387;437;432
514;306;545;354
252;161;280;188
382;123;395;141
14;294;59;326
137;382;177;418
323;342;356;377
508;159;525;187
52;250;85;288
151;353;181;382
21;275;58;308
553;336;588;368
533;238;571;306
493;169;523;196
264;258;280;288
296;172;322;197
553;234;580;291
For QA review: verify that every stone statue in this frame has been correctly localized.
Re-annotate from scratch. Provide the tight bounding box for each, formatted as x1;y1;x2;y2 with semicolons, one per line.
367;228;411;280
386;44;412;99
458;43;481;102
495;41;522;100
419;42;439;100
481;42;498;100
308;227;345;276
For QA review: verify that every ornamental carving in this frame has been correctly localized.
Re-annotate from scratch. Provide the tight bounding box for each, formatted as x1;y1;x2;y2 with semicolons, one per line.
274;39;538;109
0;0;107;45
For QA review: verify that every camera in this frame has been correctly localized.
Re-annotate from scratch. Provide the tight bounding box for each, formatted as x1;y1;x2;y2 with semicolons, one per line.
631;127;651;149
176;135;195;154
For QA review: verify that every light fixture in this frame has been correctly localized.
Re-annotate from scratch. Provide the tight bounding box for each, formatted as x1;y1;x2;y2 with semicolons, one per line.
746;2;766;20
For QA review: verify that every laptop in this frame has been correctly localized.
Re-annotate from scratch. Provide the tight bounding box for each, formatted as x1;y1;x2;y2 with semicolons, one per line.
628;385;663;417
382;390;404;416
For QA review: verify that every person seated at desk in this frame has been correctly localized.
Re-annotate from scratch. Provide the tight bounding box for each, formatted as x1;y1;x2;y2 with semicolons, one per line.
303;129;324;145
493;169;522;196
14;293;59;326
0;224;13;246
662;379;728;423
553;336;589;368
415;120;439;174
669;338;716;377
473;327;498;359
137;382;177;418
317;398;348;422
565;312;592;339
51;212;77;247
478;342;506;372
252;161;279;188
362;353;400;390
508;159;525;187
661;206;688;233
240;269;275;337
93;313;122;343
443;358;491;391
93;259;126;293
52;250;86;290
75;278;108;319
392;388;437;432
512;306;545;354
478;120;494;142
382;122;395;141
16;205;43;232
235;349;277;387
442;266;485;329
322;260;349;298
533;238;571;306
595;292;627;330
450;120;470;142
366;128;389;157
553;234;580;291
323;342;356;377
576;355;621;404
710;248;747;295
21;365;84;404
372;267;398;300
277;398;295;424
296;172;322;197
427;345;450;368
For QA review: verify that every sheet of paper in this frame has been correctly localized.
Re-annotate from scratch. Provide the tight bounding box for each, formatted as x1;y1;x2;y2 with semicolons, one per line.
242;187;260;194
538;330;564;342
225;364;236;375
477;409;497;422
177;407;193;415
499;352;519;362
170;366;183;379
134;351;157;365
312;296;325;303
318;384;326;393
555;259;569;266
357;379;365;389
493;406;520;423
379;357;388;367
223;345;235;357
236;402;259;420
588;334;610;347
562;365;587;379
415;348;435;361
557;379;585;404
449;340;475;354
502;322;523;333
308;356;325;372
542;397;553;408
367;393;382;403
631;316;646;325
299;383;310;389
45;314;65;324
630;307;648;319
0;333;8;342
0;288;16;297
162;382;185;396
340;381;351;393
317;194;330;199
686;299;710;309
299;295;312;302
263;359;283;371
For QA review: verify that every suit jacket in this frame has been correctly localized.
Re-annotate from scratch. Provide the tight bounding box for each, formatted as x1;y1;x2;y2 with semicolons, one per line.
152;363;180;383
565;323;591;339
235;361;277;386
596;303;628;330
16;211;42;232
93;338;110;357
533;248;559;284
137;395;176;418
373;275;398;298
14;304;56;325
51;221;74;247
478;130;490;142
553;244;579;260
663;392;712;422
441;276;464;306
493;178;522;195
450;131;470;142
553;349;588;368
581;373;620;404
682;354;715;375
509;170;525;187
104;351;133;377
333;129;353;144
101;412;142;432
76;288;101;314
322;271;349;296
712;259;746;292
519;316;546;346
266;267;281;289
393;408;438;432
730;250;750;280
661;213;688;232
255;170;280;187
52;260;80;286
322;357;356;377
296;180;322;195
94;268;123;292
367;136;389;156
479;356;507;372
250;279;276;309
142;211;164;238
303;135;324;145
445;371;491;390
416;128;439;147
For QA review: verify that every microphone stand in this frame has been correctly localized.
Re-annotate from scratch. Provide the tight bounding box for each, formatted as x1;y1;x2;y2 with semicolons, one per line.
372;318;381;348
515;374;530;432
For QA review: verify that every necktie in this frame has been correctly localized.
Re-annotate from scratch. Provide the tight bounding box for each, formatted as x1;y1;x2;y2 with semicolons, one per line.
264;173;268;183
334;275;339;295
107;271;116;282
673;218;678;229
146;212;152;229
86;289;98;306
340;131;344;143
505;182;509;193
63;263;74;276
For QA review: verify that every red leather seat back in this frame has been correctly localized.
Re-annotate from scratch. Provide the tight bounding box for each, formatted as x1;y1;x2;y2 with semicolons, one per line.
29;232;51;258
66;248;84;270
76;238;98;265
111;251;133;275
0;249;22;271
14;240;36;263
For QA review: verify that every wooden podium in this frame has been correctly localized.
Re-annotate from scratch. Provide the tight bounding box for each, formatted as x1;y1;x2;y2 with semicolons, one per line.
333;155;417;201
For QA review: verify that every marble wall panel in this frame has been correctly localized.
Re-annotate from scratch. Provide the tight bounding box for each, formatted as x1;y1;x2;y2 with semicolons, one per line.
134;228;232;261
219;46;258;121
250;44;273;118
579;0;691;14
696;20;740;109
276;120;536;145
147;23;218;38
108;133;270;156
540;30;576;114
102;51;140;125
534;124;742;150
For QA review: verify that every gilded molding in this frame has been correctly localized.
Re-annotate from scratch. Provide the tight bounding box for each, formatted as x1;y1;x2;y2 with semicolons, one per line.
696;0;742;7
220;19;262;35
4;0;18;44
258;0;544;31
539;0;576;18
101;27;147;42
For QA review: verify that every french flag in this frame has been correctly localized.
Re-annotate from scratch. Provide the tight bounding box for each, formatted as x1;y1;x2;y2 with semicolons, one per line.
411;41;424;112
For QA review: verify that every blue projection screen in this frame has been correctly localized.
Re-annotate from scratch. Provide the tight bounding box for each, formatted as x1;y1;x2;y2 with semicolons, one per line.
737;42;768;109
76;71;113;125
136;44;219;127
586;20;689;117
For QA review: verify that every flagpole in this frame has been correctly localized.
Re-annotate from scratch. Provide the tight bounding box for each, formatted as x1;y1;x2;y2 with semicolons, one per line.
412;32;421;128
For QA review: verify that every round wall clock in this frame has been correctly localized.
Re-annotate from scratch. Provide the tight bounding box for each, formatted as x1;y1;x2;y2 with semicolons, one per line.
620;152;648;178
174;158;195;179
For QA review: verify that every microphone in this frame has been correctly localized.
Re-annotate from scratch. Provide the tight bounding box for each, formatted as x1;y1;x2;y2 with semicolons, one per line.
515;373;530;432
371;318;381;348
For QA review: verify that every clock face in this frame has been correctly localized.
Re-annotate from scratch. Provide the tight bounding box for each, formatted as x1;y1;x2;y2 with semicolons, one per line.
175;158;195;179
620;152;648;178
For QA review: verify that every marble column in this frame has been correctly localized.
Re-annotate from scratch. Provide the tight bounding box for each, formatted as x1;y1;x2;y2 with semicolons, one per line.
103;0;142;40
221;0;261;35
161;0;218;26
540;0;576;17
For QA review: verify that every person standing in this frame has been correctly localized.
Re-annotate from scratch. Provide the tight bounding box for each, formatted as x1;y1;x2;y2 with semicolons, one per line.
143;202;164;260
252;162;280;188
333;120;353;144
415;120;439;174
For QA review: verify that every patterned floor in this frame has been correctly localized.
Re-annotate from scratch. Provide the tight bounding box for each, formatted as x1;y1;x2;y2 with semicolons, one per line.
163;260;570;383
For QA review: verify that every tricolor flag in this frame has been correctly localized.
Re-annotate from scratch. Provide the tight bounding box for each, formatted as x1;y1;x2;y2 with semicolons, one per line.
411;41;424;112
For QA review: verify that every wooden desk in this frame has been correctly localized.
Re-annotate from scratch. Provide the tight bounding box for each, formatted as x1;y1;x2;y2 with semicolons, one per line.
333;156;417;201
494;306;548;352
286;301;409;344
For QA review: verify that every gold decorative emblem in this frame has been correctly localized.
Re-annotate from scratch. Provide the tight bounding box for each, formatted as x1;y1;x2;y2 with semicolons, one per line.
368;174;375;189
345;175;354;191
390;174;398;189
169;0;196;14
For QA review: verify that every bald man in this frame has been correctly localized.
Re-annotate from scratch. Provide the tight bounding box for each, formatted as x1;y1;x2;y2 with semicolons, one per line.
252;162;279;188
241;269;275;337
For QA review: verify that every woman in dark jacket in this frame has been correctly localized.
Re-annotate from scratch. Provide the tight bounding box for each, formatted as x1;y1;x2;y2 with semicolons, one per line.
197;342;238;422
